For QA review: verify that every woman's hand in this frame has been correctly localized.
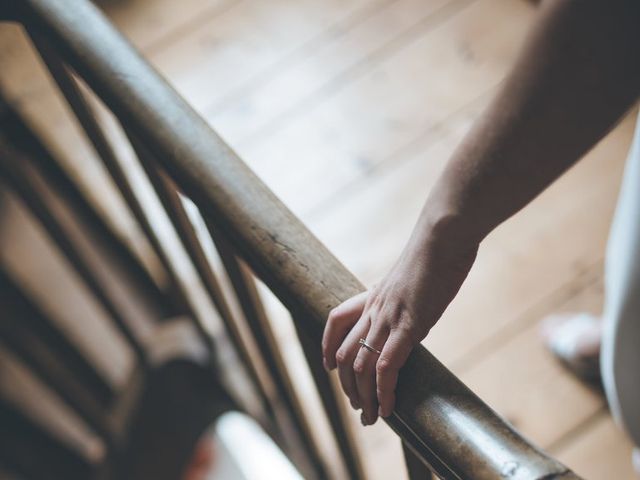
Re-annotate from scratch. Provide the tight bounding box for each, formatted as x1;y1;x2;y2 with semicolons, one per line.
322;225;478;426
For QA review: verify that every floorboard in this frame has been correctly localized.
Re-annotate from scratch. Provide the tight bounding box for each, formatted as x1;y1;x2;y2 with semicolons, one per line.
554;413;637;480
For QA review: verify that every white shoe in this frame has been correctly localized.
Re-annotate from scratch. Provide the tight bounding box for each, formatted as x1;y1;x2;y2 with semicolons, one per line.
541;313;603;387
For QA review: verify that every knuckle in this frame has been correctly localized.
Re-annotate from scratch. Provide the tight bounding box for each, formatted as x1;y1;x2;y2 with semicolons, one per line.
394;319;418;338
335;348;350;367
376;357;392;375
327;307;339;323
382;303;405;329
352;357;366;375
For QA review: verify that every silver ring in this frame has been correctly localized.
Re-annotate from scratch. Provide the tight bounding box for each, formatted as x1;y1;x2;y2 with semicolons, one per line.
359;338;382;355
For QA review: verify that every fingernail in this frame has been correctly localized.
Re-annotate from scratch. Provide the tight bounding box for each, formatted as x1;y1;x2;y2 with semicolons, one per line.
350;399;360;410
378;406;384;417
370;410;378;424
360;412;367;426
322;357;329;371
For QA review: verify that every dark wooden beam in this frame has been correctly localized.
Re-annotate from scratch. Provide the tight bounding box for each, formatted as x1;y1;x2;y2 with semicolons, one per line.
0;268;114;431
0;398;94;480
0;92;175;320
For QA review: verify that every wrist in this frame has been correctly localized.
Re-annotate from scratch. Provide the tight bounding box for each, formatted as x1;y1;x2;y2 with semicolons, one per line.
412;205;481;256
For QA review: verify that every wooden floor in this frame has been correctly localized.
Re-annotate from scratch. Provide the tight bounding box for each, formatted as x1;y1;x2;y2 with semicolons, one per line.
1;0;638;478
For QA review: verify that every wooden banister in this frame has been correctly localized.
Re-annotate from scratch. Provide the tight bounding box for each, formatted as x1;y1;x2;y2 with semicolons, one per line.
6;0;581;478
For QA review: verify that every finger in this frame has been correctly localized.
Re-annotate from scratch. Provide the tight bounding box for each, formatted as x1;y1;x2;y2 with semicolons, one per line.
376;327;416;418
353;322;389;426
336;316;370;410
322;291;368;370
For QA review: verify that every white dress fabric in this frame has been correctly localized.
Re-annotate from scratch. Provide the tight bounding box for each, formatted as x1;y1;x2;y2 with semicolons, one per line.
602;111;640;448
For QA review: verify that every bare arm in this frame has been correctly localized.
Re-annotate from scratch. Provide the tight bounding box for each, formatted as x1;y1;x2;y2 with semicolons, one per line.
423;0;640;244
323;0;640;427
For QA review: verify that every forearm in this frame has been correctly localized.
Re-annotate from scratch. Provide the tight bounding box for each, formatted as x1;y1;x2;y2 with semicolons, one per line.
418;0;640;248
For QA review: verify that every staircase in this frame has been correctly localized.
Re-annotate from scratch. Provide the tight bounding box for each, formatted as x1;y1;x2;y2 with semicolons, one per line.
0;1;582;478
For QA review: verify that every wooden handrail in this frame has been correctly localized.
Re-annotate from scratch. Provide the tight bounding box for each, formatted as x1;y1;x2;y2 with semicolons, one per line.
8;1;580;478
